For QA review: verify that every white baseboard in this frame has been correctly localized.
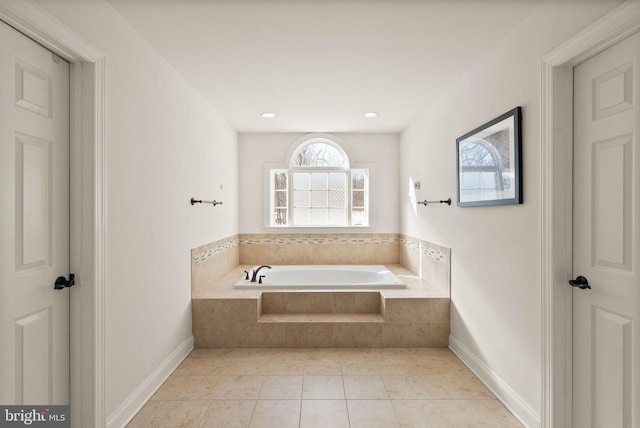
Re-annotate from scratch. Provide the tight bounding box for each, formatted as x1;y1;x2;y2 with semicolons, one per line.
106;335;194;428
449;335;541;428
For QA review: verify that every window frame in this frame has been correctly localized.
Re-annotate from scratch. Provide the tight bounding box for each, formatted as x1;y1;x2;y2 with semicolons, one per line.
265;135;374;230
289;168;349;227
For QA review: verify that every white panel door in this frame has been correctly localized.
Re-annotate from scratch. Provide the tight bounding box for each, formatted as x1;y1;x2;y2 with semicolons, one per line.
573;31;640;427
0;20;70;405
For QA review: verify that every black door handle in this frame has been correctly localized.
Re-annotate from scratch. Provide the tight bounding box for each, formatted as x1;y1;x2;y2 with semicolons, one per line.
54;274;75;290
569;275;591;290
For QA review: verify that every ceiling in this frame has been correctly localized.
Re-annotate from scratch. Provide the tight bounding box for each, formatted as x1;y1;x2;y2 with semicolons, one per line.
107;0;542;133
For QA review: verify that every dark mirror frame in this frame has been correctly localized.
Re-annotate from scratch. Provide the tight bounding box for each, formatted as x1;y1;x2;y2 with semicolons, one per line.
456;107;522;207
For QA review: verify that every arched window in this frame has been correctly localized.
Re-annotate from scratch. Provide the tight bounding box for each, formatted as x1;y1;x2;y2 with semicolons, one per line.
291;140;349;167
269;136;369;227
459;138;506;200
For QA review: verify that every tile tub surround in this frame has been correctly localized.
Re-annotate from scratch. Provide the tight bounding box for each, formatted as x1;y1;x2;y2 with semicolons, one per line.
400;236;450;297
191;236;239;295
238;233;402;266
192;302;450;348
190;234;451;348
192;267;450;348
194;264;447;300
127;348;523;427
192;233;450;296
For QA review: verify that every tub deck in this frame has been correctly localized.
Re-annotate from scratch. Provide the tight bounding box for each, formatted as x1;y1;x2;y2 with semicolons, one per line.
234;265;406;289
195;264;448;299
193;264;450;348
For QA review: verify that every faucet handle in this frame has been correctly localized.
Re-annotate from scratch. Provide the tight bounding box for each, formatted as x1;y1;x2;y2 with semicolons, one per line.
259;275;266;284
243;270;249;280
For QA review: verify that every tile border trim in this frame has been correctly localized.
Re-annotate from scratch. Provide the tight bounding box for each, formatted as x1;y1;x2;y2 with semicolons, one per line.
192;233;448;265
192;236;239;265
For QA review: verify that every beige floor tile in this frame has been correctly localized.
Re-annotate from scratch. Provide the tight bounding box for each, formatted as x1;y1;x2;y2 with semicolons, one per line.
411;355;473;376
127;400;208;428
173;356;220;377
176;353;261;376
300;400;349;428
303;363;342;375
152;376;222;401
391;400;449;428
339;351;381;374
216;358;266;375
210;375;263;399
425;375;494;400
382;375;433;399
437;399;523;427
199;401;256;428
302;375;345;399
259;375;303;399
136;349;521;428
343;374;388;399
340;361;380;374
249;400;300;428
303;352;342;375
186;348;232;359
347;400;400;428
260;359;305;375
378;349;430;375
248;349;305;368
378;360;420;375
341;348;382;357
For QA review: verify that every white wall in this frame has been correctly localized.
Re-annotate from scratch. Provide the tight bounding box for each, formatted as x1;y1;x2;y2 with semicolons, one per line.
400;0;621;423
239;133;400;233
33;0;238;422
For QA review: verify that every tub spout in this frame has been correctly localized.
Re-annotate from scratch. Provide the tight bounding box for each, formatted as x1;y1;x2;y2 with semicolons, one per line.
251;265;272;282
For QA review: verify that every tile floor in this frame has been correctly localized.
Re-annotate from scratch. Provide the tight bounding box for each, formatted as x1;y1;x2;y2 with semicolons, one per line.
127;348;522;427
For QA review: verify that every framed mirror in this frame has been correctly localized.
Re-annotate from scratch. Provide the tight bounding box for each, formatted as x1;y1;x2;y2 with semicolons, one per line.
456;107;522;206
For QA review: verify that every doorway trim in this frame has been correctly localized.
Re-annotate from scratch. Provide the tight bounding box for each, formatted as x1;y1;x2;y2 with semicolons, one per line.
541;1;640;426
0;1;107;427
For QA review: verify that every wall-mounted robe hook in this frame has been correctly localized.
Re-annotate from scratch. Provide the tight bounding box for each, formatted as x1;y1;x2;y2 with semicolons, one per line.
191;197;223;206
417;198;451;206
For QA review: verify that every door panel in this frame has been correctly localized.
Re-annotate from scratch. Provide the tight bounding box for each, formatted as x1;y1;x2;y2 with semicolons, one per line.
15;58;53;118
591;307;633;426
591;135;632;271
0;20;70;405
573;30;639;428
15;132;52;270
15;307;52;404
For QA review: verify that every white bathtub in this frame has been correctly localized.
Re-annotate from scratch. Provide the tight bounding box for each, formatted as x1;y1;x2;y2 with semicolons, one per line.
234;265;406;289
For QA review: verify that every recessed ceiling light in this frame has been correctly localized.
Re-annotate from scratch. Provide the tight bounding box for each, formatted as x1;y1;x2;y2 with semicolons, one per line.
260;112;276;119
363;112;379;118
